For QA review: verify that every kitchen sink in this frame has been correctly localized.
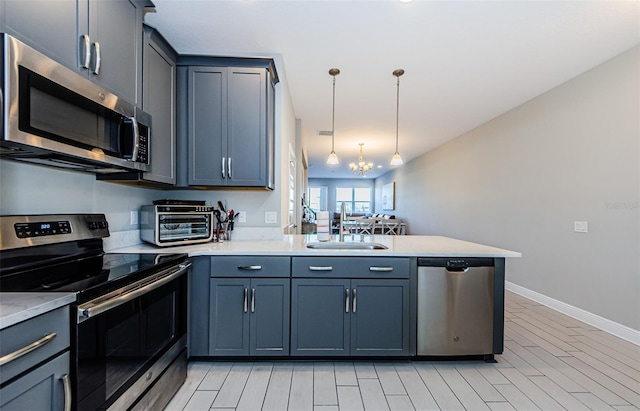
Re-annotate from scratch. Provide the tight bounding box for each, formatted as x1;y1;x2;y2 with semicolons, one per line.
306;242;388;250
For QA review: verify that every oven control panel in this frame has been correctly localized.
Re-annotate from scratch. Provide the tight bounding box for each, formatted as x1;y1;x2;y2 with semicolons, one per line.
14;221;71;238
0;214;110;250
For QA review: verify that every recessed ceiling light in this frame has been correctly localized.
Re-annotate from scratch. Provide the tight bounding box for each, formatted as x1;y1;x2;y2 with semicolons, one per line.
377;165;383;169
399;0;414;3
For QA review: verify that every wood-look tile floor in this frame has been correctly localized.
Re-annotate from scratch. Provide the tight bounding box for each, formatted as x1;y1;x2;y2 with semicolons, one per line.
165;291;640;411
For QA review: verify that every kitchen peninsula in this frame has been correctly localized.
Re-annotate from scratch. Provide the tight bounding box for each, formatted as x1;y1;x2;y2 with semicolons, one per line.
112;235;520;361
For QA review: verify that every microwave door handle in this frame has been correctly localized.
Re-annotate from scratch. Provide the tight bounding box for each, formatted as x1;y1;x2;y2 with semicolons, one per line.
92;42;101;75
126;117;140;162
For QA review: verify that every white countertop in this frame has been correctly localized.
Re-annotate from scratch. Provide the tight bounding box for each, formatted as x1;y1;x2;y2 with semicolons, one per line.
110;234;521;258
0;292;77;330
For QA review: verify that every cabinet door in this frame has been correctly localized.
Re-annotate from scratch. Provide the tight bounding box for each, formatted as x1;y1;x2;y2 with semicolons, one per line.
0;352;70;411
227;67;267;187
291;279;350;356
142;30;177;184
249;279;290;356
188;67;227;186
88;0;140;104
209;278;250;356
0;0;79;71
350;279;410;356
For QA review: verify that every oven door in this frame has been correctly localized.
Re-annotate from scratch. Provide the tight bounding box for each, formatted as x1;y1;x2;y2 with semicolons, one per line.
74;263;188;411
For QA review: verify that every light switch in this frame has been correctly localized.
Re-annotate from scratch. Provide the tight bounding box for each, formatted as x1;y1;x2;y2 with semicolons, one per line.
237;211;246;223
265;211;277;224
574;221;588;233
130;210;139;225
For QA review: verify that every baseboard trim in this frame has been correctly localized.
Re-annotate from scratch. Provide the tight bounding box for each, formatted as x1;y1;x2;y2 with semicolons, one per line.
505;281;640;346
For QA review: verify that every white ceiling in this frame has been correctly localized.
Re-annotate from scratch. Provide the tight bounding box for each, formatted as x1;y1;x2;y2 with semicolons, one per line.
146;0;640;179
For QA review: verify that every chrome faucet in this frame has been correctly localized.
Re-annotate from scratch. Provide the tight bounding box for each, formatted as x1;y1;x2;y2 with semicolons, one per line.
339;202;347;241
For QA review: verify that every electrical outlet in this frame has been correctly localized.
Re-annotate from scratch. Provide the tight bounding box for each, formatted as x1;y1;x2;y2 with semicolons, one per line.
237;211;246;223
574;221;588;233
265;211;277;224
130;210;139;225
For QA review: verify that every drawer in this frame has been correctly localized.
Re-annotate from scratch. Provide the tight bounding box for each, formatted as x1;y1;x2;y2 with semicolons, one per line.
211;256;290;278
0;306;70;383
292;257;410;279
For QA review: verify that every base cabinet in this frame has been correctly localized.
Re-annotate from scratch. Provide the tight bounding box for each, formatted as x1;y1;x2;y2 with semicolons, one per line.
291;278;410;356
0;352;70;411
209;278;290;356
207;257;291;356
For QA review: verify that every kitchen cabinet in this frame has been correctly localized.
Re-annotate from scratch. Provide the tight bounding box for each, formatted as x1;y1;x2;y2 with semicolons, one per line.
178;58;278;189
290;257;410;356
140;24;177;185
0;307;71;411
208;256;290;356
188;256;211;357
0;0;148;104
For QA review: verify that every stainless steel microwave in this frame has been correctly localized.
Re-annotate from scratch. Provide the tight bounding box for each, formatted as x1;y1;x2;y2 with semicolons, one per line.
0;34;150;173
140;205;214;247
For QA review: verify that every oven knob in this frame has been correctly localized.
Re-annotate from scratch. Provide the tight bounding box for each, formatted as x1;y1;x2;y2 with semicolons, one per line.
146;371;153;381
88;222;98;230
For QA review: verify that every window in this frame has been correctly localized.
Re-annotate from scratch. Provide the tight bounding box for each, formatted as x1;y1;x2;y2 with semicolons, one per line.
307;186;327;213
336;187;371;214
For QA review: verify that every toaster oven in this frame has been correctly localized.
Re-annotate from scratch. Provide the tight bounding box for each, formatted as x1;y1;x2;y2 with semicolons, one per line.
140;204;214;246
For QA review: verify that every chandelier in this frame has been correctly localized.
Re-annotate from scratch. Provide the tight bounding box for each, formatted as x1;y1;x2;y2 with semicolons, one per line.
349;143;374;177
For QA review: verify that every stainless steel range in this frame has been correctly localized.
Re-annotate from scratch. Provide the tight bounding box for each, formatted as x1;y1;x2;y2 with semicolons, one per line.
0;214;189;411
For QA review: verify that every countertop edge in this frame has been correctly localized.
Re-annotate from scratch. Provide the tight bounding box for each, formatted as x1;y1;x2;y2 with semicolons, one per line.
0;292;77;330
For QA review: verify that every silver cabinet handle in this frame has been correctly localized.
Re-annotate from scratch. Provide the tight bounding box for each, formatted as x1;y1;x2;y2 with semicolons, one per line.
345;288;350;313
238;265;262;271
78;263;191;323
92;42;101;75
309;266;333;271
251;288;255;313
61;374;71;411
222;157;226;178
81;34;91;69
0;332;56;366
352;288;357;313
228;157;232;178
243;287;248;313
369;266;394;272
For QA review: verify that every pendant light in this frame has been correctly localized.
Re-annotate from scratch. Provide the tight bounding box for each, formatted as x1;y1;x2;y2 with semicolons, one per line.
326;68;340;165
390;69;405;166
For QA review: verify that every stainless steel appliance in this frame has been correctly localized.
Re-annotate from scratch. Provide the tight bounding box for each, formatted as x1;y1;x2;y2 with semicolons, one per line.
1;34;151;173
140;202;214;247
0;214;189;411
417;258;494;357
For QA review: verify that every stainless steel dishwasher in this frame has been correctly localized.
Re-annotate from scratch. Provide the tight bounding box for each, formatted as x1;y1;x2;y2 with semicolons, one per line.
417;258;494;356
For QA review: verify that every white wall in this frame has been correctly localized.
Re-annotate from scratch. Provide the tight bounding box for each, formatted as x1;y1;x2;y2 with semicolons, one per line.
376;46;640;331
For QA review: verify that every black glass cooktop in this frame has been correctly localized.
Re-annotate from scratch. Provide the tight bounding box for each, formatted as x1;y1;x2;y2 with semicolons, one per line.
0;251;188;302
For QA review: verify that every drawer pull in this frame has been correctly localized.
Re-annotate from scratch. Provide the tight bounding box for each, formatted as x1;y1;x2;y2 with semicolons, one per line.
369;266;394;272
309;266;333;271
0;332;57;366
238;265;262;270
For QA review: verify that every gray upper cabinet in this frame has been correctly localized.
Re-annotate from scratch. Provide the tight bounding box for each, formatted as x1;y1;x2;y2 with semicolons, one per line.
0;0;147;105
141;25;177;185
180;58;278;189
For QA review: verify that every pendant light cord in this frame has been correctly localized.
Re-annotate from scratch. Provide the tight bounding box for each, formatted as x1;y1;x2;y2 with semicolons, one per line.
395;75;400;153
332;74;336;152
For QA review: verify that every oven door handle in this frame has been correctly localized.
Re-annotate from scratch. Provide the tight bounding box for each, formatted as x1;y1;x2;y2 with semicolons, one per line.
77;262;191;323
